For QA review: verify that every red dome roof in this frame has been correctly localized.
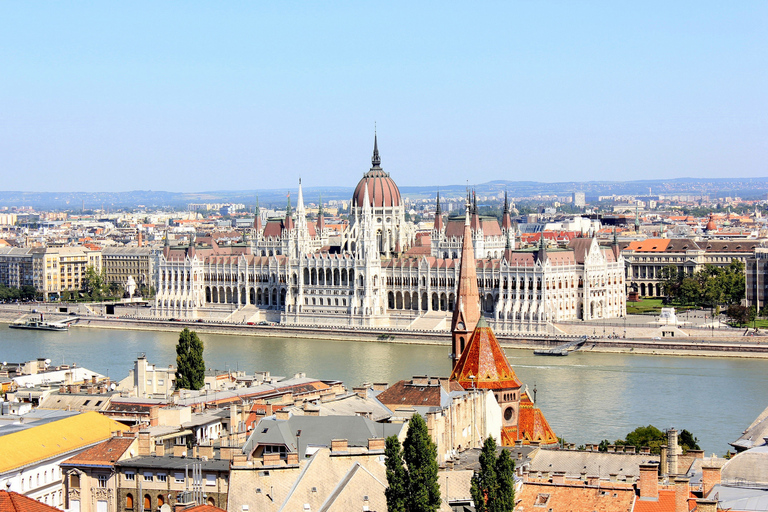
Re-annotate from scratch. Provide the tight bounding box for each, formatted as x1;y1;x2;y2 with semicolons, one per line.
353;169;402;208
352;134;401;208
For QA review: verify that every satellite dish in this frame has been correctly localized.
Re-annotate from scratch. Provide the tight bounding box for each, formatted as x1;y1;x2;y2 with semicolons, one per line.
160;505;171;512
44;359;51;365
110;383;116;390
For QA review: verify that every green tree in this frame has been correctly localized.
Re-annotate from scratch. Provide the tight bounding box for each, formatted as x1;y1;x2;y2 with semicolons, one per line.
403;414;441;512
660;265;680;299
616;425;666;454
471;437;499;512
83;265;108;300
678;278;700;306
679;429;700;452
175;328;205;390
471;436;516;512
385;436;409;512
495;449;515;512
726;304;749;326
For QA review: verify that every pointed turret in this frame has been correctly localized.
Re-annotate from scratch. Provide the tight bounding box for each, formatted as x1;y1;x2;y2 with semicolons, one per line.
451;199;482;369
371;131;381;168
296;178;305;215
536;233;548;264
503;229;513;263
501;190;513;231
284;192;294;231
470;190;481;231
317;194;325;234
252;197;263;233
434;191;443;232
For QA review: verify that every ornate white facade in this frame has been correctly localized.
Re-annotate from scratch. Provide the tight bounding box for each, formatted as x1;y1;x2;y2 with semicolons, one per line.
154;138;626;331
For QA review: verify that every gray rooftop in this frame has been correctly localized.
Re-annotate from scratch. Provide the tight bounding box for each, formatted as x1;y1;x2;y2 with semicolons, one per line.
242;415;404;456
116;455;229;471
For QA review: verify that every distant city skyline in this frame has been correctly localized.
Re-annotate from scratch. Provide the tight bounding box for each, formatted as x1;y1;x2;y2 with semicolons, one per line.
2;2;766;193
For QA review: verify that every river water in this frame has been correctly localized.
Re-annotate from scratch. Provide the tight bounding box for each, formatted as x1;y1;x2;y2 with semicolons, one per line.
2;326;765;456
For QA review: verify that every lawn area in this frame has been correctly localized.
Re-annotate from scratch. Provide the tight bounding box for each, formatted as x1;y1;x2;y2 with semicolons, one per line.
626;298;664;315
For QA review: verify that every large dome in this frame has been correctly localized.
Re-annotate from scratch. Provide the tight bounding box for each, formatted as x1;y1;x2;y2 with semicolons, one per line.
353;169;402;208
352;134;402;208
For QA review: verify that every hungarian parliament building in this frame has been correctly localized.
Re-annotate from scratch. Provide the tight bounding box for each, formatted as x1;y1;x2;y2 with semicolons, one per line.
154;137;626;332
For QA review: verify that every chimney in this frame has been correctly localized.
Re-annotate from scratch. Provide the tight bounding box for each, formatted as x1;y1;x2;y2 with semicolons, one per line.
59;385;67;393
155;442;165;457
286;452;299;465
149;406;159;427
411;375;429;386
331;439;348;453
688;450;704;460
368;438;385;451
674;477;690;512
695;499;718;512
263;453;280;466
64;371;73;385
230;404;238;435
638;463;659;500
587;475;600;486
625;445;636;454
701;464;721;498
609;474;618;483
275;410;290;421
372;382;388;391
173;445;186;458
660;445;669;476
552;472;565;484
640;446;651;455
668;429;679;476
219;446;238;461
192;446;198;458
92;375;97;385
138;432;152;456
199;444;214;459
352;386;368;399
607;445;616;453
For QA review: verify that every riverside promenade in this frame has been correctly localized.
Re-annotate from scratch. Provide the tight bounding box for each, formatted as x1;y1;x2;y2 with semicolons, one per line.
2;304;768;359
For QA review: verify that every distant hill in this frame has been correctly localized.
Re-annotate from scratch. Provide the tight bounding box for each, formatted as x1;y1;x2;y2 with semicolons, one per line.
1;177;767;210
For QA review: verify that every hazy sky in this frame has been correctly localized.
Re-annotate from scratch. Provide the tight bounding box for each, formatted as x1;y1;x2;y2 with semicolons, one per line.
2;2;766;193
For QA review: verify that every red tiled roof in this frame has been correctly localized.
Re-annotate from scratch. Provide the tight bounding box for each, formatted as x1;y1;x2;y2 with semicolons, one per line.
450;318;522;390
376;380;443;409
0;491;63;512
61;436;135;467
514;480;635;512
180;505;227;512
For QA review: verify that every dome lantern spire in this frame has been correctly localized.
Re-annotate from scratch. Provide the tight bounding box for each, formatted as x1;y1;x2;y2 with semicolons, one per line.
371;129;381;168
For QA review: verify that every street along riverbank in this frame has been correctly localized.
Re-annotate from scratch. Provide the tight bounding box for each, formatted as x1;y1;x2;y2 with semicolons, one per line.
2;305;768;359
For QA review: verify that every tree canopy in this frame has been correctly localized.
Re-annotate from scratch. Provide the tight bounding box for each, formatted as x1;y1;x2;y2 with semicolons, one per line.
598;425;700;455
471;436;516;512
175;328;205;390
385;413;441;512
661;260;745;307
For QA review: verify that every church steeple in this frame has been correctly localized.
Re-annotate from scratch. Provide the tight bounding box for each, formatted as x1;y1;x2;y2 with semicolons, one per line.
434;191;443;232
451;198;482;370
537;233;548;264
284;191;294;231
371;130;381;168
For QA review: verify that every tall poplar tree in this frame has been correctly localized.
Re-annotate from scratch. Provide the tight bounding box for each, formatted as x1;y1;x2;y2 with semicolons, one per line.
403;414;442;512
471;436;515;512
385;436;408;512
385;413;441;512
175;328;205;390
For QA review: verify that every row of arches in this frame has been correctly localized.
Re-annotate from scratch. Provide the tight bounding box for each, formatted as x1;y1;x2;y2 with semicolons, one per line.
303;268;355;286
205;286;286;307
387;291;457;312
126;493;215;511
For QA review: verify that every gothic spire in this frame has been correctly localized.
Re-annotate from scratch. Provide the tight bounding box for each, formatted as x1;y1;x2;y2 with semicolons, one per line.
371;130;381;168
451;195;481;369
434;190;443;232
503;190;509;214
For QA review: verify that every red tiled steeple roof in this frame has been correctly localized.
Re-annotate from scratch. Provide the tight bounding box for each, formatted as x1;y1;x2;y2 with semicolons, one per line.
450;317;522;390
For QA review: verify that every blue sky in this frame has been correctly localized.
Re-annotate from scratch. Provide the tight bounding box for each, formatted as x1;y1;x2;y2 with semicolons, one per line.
1;2;766;192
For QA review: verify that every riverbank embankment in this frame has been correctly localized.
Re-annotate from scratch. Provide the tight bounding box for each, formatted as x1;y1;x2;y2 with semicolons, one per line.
2;306;768;359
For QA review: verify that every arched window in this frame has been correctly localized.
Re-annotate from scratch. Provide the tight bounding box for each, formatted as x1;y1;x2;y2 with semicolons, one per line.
126;494;134;510
143;495;151;512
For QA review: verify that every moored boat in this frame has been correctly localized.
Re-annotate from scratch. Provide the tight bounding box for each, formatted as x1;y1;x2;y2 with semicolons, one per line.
9;319;68;331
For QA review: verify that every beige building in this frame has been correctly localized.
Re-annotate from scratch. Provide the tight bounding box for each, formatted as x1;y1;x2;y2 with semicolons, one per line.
62;437;138;512
32;246;102;299
117;355;176;399
622;238;758;297
101;247;152;292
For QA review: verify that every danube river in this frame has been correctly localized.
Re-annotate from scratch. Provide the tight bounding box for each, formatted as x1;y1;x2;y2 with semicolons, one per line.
2;326;765;456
